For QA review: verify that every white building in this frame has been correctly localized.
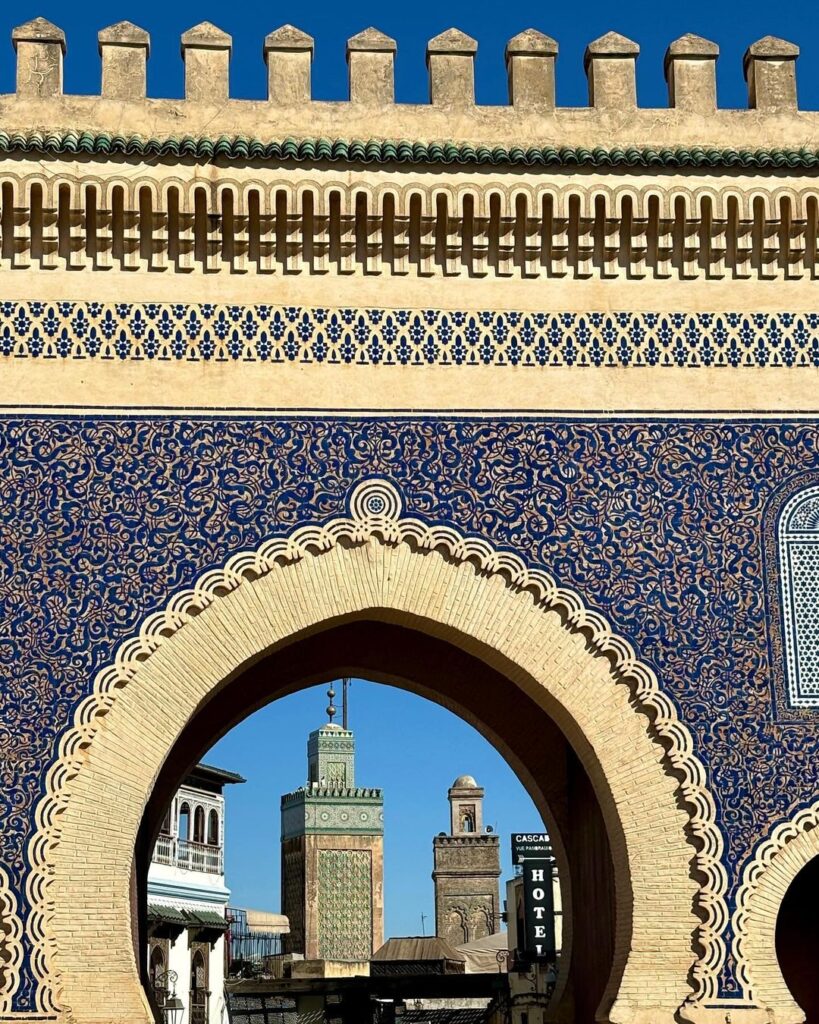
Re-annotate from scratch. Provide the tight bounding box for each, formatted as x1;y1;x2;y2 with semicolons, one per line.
502;868;563;1024
147;763;244;1024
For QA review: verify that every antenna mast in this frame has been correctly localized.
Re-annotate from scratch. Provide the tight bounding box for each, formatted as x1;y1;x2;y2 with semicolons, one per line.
342;677;351;730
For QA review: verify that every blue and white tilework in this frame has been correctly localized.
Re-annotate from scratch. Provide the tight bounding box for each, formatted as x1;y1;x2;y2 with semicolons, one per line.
2;302;819;367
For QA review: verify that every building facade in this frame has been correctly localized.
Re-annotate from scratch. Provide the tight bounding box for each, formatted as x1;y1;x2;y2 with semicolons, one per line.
0;15;818;1024
147;764;244;1024
281;700;384;961
434;777;501;947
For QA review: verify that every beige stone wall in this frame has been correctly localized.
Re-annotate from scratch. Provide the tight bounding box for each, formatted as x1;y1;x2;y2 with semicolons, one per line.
1;19;814;149
433;835;502;946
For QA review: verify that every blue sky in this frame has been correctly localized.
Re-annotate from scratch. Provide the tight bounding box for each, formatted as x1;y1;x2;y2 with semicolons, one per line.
208;680;544;938
1;0;818;109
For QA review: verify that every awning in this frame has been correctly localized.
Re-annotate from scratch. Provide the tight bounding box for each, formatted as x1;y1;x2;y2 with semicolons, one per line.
148;903;228;944
456;931;509;974
147;903;187;941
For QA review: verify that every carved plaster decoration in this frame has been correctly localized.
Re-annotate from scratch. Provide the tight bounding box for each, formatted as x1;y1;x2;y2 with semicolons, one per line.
0;866;23;1012
0;167;816;280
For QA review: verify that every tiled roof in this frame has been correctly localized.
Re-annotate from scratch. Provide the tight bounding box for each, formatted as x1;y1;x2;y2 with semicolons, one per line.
0;131;816;170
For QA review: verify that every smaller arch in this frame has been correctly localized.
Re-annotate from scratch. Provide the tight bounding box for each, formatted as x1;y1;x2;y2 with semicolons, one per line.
191;948;206;989
734;797;819;1019
178;802;191;841
193;805;205;844
148;945;165;989
207;809;219;846
776;484;819;707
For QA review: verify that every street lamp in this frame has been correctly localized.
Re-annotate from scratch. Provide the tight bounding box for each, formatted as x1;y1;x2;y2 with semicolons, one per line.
155;969;184;1024
163;992;184;1024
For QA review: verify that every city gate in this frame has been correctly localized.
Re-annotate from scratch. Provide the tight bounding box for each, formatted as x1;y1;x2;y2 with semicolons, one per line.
0;17;818;1024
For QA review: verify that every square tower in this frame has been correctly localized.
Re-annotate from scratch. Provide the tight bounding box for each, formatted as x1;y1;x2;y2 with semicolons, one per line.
433;775;501;947
281;717;384;962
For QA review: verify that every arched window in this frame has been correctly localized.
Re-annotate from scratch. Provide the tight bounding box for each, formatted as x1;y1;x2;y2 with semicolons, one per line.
193;806;205;844
778;486;819;707
190;948;209;1024
208;809;219;846
159;806;172;836
178;802;190;841
461;812;475;833
149;944;165;988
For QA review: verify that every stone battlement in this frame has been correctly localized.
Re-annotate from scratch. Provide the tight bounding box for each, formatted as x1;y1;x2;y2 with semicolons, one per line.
433;833;500;846
281;787;383;804
3;17;819;154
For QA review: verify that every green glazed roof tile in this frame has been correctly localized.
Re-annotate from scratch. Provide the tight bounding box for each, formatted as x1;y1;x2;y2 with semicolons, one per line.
0;129;817;170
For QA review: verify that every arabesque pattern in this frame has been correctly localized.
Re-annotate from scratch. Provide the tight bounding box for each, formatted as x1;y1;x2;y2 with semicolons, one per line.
0;418;816;1009
317;849;373;961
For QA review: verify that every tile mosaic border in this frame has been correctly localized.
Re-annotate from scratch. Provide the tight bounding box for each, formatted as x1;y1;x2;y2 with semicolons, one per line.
2;303;819;368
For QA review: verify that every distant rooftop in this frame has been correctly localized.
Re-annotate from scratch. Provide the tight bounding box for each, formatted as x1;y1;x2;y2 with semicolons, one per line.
452;775;479;788
372;936;466;963
189;762;246;787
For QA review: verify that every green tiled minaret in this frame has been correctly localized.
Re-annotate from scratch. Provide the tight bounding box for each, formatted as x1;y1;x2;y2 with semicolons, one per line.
280;683;384;961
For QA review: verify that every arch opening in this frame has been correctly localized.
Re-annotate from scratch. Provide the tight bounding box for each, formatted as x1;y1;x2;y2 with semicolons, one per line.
138;618;618;1023
37;521;707;1024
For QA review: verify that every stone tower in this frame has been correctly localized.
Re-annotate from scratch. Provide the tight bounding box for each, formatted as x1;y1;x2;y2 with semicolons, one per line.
432;775;501;946
281;687;384;961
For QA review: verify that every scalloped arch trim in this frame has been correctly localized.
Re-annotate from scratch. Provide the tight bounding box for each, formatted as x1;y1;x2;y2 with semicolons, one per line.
0;864;23;1011
26;478;727;1016
733;797;819;1011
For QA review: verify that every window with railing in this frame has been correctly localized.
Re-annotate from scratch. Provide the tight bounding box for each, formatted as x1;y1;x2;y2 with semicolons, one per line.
153;788;225;873
151;835;223;874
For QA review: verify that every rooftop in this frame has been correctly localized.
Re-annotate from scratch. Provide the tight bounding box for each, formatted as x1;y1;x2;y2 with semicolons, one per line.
372;936;466;963
189;762;246;787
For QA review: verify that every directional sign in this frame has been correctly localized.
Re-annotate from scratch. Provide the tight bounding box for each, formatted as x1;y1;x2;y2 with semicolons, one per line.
511;832;553;863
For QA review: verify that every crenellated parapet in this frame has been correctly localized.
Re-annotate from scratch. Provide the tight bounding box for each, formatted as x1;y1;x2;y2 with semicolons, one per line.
2;17;816;145
1;18;818;288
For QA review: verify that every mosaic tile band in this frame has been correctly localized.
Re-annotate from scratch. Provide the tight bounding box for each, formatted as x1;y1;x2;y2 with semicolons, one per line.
2;303;819;368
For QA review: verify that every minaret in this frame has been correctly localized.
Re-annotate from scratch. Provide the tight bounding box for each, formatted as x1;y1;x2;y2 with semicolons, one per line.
432;775;501;946
280;685;384;961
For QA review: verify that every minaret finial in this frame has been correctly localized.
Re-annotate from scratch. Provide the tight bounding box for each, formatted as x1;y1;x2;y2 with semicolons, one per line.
326;685;337;724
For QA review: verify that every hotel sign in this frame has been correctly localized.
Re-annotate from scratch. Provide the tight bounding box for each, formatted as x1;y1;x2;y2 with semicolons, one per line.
511;833;556;962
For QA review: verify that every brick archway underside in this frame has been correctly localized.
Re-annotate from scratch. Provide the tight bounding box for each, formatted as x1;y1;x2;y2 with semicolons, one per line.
140;619;611;1024
32;508;708;1024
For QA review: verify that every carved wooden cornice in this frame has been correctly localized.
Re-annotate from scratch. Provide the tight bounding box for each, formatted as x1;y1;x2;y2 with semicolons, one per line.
0;160;816;280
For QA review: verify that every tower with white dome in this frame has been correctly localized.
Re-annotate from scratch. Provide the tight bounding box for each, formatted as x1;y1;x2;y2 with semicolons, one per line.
280;684;384;961
432;775;502;947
